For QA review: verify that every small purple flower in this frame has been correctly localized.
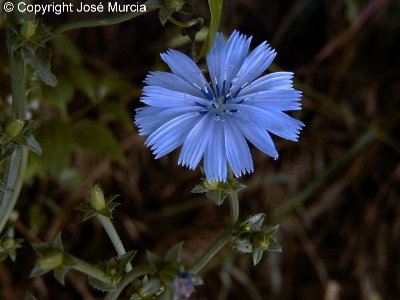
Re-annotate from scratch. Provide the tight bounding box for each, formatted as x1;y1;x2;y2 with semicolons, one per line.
135;31;304;182
173;271;194;300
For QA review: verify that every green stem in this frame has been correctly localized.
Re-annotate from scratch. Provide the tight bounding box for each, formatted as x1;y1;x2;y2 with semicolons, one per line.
228;192;239;224
191;191;240;274
71;256;113;284
97;215;132;272
0;20;29;233
105;265;155;300
51;8;156;37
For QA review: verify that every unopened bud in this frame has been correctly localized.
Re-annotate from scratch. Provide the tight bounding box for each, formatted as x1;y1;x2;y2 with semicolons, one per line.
20;21;37;40
2;238;15;250
38;251;63;270
253;232;269;250
89;184;106;211
5;119;24;138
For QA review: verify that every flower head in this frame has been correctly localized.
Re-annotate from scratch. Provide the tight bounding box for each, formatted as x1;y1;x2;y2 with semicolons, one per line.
135;31;304;182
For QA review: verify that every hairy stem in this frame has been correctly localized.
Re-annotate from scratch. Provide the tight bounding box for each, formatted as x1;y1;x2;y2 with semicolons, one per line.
191;191;240;274
105;265;155;300
97;215;132;272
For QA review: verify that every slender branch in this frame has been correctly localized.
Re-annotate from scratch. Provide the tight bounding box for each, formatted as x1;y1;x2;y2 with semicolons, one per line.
105;265;155;300
0;21;29;233
191;191;240;274
228;192;239;224
97;215;132;272
51;8;156;36
70;256;113;284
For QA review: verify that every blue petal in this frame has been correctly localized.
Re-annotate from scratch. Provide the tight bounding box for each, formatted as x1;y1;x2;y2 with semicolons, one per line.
135;106;201;135
223;31;252;85
236;90;302;111
145;113;201;159
233;115;278;159
207;31;252;94
235;104;304;141
224;117;254;177
240;72;294;95
232;41;276;95
204;121;227;182
178;113;215;169
206;33;225;90
145;71;205;98
161;50;211;94
141;86;210;108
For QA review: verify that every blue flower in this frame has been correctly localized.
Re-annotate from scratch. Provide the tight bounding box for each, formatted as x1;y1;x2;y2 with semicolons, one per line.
135;31;304;182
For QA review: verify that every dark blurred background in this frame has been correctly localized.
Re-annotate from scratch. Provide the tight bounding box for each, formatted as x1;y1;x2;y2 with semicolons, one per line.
1;0;400;299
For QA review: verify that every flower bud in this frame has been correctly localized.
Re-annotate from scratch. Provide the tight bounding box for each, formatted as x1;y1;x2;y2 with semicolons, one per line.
253;232;269;250
2;238;15;250
38;251;63;270
5;119;25;138
20;20;37;40
203;180;219;190
89;185;106;211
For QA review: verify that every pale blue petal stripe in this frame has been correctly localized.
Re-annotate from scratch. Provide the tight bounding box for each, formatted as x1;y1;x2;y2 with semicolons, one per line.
141;86;210;108
178;113;215;169
204;121;227;182
232;42;276;94
224;118;254;177
145;71;204;98
240;72;294;95
161;49;211;93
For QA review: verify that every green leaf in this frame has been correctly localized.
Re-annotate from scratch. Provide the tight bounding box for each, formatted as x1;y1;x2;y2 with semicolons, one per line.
42;75;74;116
164;242;183;263
199;0;223;58
73;119;124;161
252;248;263;266
70;67;97;102
35;118;74;176
22;47;58;87
116;250;137;267
99;102;132;126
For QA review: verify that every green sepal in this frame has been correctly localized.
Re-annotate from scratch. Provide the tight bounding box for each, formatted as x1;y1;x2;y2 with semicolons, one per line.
77;194;120;221
192;177;247;206
30;264;51;277
266;238;282;253
252;248;263;266
0;227;24;262
88;250;137;291
164;242;183;263
159;7;173;25
156;289;173;300
140;277;162;296
53;265;69;285
146;251;164;269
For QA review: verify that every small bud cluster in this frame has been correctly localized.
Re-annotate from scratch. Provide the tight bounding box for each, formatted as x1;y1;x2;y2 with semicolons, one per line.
232;214;282;265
